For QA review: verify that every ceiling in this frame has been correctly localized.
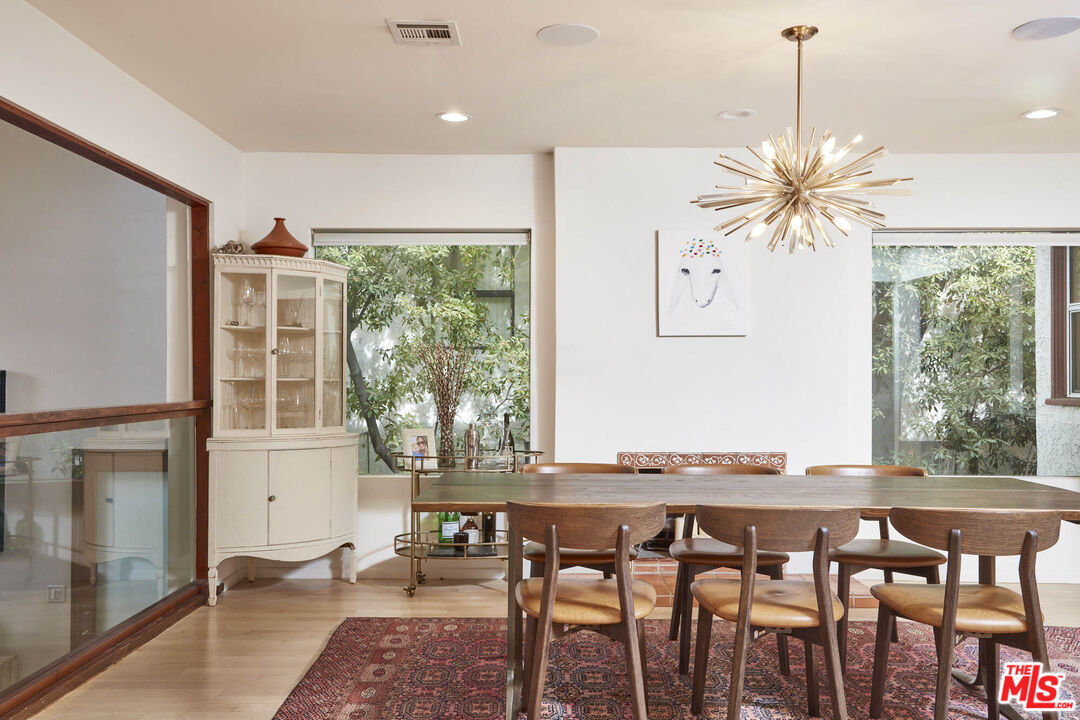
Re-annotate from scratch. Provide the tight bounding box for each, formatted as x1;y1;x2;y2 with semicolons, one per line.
27;0;1080;154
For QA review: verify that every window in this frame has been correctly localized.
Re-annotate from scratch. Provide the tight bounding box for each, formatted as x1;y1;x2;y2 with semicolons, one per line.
314;232;530;473
871;243;1037;475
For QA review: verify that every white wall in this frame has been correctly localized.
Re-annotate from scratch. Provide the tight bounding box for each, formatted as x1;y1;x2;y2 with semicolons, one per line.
0;0;244;249
553;148;1080;470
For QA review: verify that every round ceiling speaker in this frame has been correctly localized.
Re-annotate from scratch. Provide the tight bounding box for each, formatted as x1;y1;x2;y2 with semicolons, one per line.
1011;17;1080;40
537;24;600;46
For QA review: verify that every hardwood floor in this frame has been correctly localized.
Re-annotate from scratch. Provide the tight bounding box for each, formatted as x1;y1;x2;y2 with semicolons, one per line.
27;578;1080;720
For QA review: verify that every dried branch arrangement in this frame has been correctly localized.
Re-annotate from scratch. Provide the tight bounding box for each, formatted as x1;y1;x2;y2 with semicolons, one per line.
416;342;472;460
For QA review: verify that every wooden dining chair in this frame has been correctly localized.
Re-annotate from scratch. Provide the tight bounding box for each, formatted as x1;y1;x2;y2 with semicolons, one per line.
806;464;947;671
663;464;790;676
870;508;1063;720
507;501;667;720
690;505;861;720
521;462;638;578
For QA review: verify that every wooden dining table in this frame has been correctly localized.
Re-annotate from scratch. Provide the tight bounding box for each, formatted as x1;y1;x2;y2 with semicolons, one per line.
412;471;1080;719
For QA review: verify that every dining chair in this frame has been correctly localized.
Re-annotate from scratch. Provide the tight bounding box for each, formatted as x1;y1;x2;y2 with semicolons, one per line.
507;500;667;720
663;464;790;676
870;508;1063;720
690;505;861;720
521;462;638;578
806;464;947;671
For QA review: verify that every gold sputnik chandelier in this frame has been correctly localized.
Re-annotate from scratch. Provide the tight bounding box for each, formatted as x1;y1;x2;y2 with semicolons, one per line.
693;25;911;252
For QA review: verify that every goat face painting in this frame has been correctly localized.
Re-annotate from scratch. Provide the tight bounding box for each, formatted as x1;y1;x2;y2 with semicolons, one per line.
656;231;749;336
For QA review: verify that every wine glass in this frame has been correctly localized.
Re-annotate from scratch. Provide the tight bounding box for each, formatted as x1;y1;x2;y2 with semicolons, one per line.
240;281;255;326
279;336;292;377
255;290;266;327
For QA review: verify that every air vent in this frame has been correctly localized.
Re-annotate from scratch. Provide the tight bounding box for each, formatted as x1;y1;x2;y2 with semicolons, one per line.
387;20;461;46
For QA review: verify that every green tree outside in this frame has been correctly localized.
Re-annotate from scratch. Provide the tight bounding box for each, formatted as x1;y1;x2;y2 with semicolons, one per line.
316;244;530;472
872;245;1036;475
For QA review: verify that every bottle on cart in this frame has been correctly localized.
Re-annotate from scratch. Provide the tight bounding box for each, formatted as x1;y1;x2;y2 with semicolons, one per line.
481;512;497;544
464;423;480;469
461;513;480;544
438;511;460;544
498;413;515;457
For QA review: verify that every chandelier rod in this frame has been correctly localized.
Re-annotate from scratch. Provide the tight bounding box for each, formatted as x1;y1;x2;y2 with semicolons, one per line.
796;33;803;154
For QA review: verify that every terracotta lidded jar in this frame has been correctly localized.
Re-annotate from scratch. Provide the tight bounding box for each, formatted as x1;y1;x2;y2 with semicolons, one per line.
252;217;307;258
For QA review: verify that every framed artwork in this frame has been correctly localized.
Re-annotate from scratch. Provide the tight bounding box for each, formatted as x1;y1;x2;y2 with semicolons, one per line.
656;231;749;337
401;428;436;469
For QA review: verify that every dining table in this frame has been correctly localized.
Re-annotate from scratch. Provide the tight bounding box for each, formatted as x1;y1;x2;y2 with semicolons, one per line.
412;471;1080;719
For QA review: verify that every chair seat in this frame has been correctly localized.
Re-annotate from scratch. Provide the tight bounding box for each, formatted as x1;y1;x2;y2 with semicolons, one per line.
691;579;844;628
871;583;1035;634
523;542;638;567
829;539;946;568
670;537;789;567
515;578;656;624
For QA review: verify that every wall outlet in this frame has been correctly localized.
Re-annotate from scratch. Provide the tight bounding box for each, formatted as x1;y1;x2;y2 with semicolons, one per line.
47;585;66;603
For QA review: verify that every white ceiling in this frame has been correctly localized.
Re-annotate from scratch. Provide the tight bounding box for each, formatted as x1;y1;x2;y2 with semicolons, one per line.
27;0;1080;154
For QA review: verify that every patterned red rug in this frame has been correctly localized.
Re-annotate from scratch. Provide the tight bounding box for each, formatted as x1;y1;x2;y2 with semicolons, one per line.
275;618;1080;719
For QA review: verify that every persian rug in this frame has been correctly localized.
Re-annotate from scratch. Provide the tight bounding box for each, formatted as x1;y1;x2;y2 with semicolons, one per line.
275;618;1080;719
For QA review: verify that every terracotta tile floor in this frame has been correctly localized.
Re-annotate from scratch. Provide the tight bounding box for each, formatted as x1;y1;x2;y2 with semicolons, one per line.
573;558;877;609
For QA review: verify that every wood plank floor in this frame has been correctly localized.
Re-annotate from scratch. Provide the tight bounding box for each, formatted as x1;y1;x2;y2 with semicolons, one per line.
28;578;1080;720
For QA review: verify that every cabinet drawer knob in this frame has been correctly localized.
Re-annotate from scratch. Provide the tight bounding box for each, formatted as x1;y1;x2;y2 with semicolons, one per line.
268;495;277;502
270;348;279;355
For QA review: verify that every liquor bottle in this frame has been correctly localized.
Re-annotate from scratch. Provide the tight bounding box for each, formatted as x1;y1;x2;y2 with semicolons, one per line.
481;512;497;544
464;423;480;469
461;513;480;544
438;511;460;544
498;413;515;457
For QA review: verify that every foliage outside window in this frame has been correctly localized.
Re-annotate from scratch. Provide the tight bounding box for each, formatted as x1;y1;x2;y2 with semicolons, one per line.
315;241;530;473
872;245;1036;475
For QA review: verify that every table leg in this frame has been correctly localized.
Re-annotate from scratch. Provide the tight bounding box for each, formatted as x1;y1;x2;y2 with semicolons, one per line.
506;523;522;719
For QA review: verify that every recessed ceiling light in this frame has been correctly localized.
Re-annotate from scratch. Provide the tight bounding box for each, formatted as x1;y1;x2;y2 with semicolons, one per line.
1011;17;1080;40
718;108;756;120
438;111;471;123
537;24;600;46
1022;108;1061;120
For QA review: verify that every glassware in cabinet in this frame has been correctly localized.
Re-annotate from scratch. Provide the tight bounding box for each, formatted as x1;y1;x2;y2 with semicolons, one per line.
273;272;317;431
322;278;345;428
217;270;268;432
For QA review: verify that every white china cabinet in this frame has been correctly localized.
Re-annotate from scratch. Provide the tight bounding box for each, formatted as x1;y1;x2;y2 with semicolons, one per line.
207;254;358;606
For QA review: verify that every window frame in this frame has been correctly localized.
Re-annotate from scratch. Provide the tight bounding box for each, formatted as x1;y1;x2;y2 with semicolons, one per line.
1048;246;1080;405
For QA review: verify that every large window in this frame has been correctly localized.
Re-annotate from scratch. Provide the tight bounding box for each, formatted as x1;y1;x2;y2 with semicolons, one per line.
872;242;1037;475
314;232;530;473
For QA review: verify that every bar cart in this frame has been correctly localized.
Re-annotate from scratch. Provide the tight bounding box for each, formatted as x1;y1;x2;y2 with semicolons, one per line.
393;451;543;596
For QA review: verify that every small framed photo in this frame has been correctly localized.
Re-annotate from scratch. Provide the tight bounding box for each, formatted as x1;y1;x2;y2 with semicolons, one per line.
401;428;436;470
656;231;749;337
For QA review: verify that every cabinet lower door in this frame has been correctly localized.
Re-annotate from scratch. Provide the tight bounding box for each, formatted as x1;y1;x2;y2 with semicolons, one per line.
330;445;358;538
213;451;269;547
269;448;331;545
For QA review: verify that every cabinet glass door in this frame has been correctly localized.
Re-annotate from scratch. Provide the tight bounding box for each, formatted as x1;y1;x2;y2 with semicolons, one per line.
218;271;268;432
274;273;317;431
322;279;345;428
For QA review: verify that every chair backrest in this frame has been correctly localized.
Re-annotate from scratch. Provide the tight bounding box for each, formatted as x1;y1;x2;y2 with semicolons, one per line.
890;508;1062;556
522;462;635;474
694;505;861;552
506;502;667;549
663;463;780;475
805;464;926;477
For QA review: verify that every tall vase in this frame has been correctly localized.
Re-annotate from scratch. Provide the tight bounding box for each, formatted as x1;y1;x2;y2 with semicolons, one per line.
437;420;456;468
